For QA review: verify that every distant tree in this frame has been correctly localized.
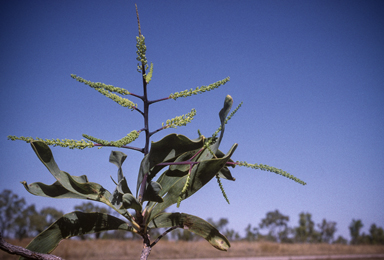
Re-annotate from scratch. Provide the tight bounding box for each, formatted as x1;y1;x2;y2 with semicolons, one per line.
0;190;26;238
14;205;64;240
224;229;241;241
317;219;337;243
39;207;64;229
27;207;64;237
244;224;258;242
333;235;348;245
171;228;196;241
208;218;229;232
369;224;384;245
349;219;363;245
13;204;38;240
207;217;239;241
259;210;290;242
295;212;320;243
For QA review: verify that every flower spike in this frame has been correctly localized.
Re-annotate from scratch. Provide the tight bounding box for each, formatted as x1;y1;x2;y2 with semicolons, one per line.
170;77;230;100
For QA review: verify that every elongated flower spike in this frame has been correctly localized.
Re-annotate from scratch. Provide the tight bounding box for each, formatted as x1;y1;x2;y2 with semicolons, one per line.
145;63;154;83
216;174;230;204
235;161;307;185
7;136;94;149
170;77;230;100
71;75;131;95
136;35;148;73
71;74;137;110
82;130;140;147
161;109;196;129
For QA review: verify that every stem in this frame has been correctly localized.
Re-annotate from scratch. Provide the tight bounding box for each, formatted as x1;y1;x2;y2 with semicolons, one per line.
139;240;151;260
150;226;181;247
0;232;63;260
157;161;199;167
143;78;150;155
148;96;171;105
93;143;144;153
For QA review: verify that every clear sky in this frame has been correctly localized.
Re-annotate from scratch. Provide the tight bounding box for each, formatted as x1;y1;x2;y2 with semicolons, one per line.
1;0;383;241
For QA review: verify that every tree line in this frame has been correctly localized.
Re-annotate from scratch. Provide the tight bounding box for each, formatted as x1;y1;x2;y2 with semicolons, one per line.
1;190;383;245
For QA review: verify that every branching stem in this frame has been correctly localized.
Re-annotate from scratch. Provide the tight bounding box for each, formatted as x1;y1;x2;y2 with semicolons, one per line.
150;226;182;247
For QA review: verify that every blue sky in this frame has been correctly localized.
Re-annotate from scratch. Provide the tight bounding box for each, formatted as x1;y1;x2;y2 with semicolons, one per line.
1;0;383;242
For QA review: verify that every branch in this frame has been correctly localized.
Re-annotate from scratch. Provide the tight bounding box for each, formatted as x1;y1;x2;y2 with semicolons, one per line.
93;143;144;153
150;225;181;247
0;232;64;260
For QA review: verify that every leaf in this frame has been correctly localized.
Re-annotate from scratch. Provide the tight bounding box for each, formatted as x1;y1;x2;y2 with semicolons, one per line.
109;151;133;209
136;134;205;196
109;151;127;183
148;143;237;219
22;178;90;200
28;141;113;207
122;193;142;211
149;212;230;251
20;211;134;260
142;181;163;203
212;94;233;153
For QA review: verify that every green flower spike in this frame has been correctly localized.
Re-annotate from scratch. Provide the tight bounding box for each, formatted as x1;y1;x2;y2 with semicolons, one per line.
7;136;94;150
170;77;230;100
136;35;148;72
162;109;196;129
71;74;137;110
236;161;307;185
82;130;140;147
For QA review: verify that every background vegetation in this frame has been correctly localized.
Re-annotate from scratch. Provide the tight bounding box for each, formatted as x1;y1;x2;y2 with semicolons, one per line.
2;189;383;246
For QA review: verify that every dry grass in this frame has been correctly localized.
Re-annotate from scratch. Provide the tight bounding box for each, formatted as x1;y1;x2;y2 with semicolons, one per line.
1;239;384;260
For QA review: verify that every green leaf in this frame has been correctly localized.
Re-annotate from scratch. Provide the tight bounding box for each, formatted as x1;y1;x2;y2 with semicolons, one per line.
109;151;133;209
28;141;114;207
109;151;127;183
122;193;142;211
149;143;237;219
142;181;163;203
136;134;205;196
22;177;90;200
20;211;134;260
212;94;233;153
149;212;230;251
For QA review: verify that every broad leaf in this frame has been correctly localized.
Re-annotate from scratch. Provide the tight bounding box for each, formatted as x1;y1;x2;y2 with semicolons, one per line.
123;193;142;211
142;181;163;203
136;134;205;196
148;143;237;220
109;151;132;209
28;141;114;208
20;211;134;260
22;177;90;200
149;212;230;251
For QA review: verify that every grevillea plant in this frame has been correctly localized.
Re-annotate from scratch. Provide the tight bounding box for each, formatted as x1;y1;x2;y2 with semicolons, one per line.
5;5;306;260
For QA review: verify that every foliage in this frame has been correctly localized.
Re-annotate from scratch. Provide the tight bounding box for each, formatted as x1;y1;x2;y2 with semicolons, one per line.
2;190;383;247
244;224;259;242
369;224;384;245
0;190;26;239
349;219;364;245
259;210;290;242
349;220;384;245
317;219;337;243
3;5;306;260
0;190;64;241
295;212;320;243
